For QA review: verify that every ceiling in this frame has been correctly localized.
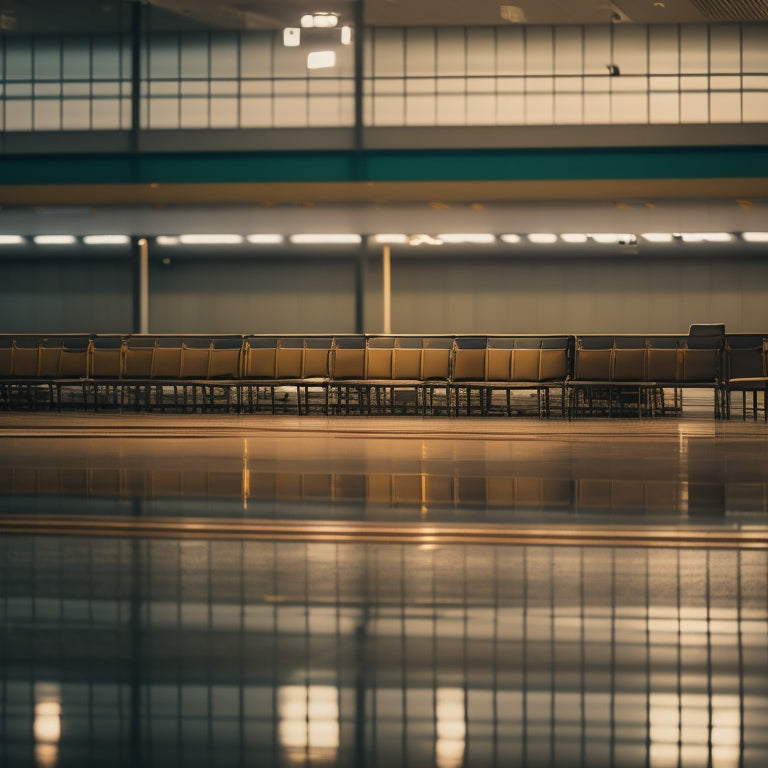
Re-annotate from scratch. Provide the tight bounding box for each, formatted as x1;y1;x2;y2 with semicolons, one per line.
1;0;767;36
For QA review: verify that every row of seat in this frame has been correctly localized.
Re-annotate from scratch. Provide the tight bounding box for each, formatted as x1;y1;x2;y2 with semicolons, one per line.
1;328;765;419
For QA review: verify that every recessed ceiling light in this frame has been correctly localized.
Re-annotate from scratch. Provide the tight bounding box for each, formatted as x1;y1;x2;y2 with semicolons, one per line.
246;234;283;244
179;234;244;244
0;235;24;244
290;234;361;244
500;234;521;243
83;235;129;245
373;234;409;244
741;232;768;242
33;235;76;245
560;233;588;243
678;232;732;242
438;234;495;244
641;233;673;242
589;233;636;244
527;233;558;244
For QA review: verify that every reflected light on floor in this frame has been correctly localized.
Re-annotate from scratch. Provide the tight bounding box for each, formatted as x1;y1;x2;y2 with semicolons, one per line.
649;693;741;768
279;685;339;763
436;687;465;768
34;683;61;768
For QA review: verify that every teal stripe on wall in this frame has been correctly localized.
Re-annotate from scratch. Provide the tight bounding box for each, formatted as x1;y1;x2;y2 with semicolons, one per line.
2;146;767;185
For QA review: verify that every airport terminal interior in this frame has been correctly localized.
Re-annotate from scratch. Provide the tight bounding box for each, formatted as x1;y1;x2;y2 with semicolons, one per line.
2;1;768;766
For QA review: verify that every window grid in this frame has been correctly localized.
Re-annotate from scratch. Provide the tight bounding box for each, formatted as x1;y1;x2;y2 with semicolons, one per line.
0;24;766;132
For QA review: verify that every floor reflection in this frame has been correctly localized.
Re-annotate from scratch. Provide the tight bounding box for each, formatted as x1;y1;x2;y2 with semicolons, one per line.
2;537;767;767
1;431;768;520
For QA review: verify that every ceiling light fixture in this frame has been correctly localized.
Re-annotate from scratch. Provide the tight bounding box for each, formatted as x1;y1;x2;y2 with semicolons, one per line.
741;232;768;242
290;234;362;244
589;233;636;244
678;232;732;242
179;234;244;245
560;233;588;243
283;28;300;47
500;234;521;243
408;234;443;246
373;234;409;244
33;235;76;245
246;234;284;244
307;50;336;69
641;233;673;242
438;234;495;244
0;235;24;244
83;235;130;245
527;233;558;244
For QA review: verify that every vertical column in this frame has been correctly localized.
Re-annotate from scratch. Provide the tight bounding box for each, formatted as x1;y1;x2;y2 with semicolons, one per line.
382;245;391;335
355;242;367;334
133;237;149;334
130;0;142;152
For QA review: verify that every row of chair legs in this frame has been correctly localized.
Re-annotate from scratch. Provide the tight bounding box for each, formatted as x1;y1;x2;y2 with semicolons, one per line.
3;379;764;419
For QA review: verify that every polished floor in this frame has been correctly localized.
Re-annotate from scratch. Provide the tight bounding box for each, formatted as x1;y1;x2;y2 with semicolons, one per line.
1;413;767;767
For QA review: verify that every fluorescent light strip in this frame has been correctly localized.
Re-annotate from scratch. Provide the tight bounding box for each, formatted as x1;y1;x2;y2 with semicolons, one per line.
589;233;636;244
290;234;361;244
246;234;283;244
741;232;768;242
156;236;179;246
500;234;521;244
83;235;129;245
678;232;732;242
373;234;408;244
641;233;674;242
179;234;243;245
341;26;351;45
527;233;558;244
438;234;495;244
0;235;24;245
33;235;76;245
560;233;588;243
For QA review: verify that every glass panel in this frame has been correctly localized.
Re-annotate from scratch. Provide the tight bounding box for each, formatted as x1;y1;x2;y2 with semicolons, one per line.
467;28;495;77
466;93;495;124
526;27;553;76
211;32;238;79
680;25;708;74
554;93;582;124
650;25;678;75
742;92;768;122
497;27;524;75
180;33;209;78
584;25;611;75
374;28;404;77
680;91;708;122
406;28;435;77
613;25;648;75
710;24;740;75
526;93;553;124
650;92;679;124
555;26;582;76
33;38;61;80
710;91;741;122
437;28;465;78
62;37;90;80
92;36;120;80
149;34;179;78
6;38;32;80
742;24;768;74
